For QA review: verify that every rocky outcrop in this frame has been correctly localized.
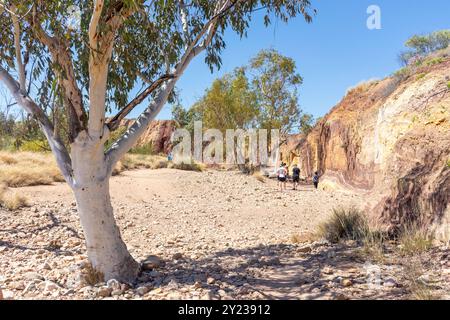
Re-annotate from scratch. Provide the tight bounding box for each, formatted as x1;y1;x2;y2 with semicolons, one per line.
284;57;450;237
119;120;176;154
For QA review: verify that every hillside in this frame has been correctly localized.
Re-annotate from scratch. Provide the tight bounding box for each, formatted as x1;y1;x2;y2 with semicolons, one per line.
283;54;450;239
118;119;176;154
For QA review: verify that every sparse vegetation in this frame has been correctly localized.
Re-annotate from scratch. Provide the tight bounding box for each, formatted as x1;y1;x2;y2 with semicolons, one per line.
416;73;427;80
0;184;29;210
426;57;444;66
447;81;450;90
168;161;204;172
0;152;63;187
317;207;370;243
253;171;266;183
81;263;105;286
402;257;437;300
291;232;318;244
396;223;434;257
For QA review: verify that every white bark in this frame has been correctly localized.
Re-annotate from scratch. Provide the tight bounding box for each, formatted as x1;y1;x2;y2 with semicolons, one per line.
11;5;26;91
71;130;139;282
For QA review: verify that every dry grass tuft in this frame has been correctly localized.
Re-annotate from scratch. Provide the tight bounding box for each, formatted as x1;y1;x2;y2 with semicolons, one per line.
402;257;438;300
397;223;434;257
168;161;204;172
290;232;318;244
318;207;370;243
253;171;266;183
113;154;169;175
0;184;29;210
0;151;63;187
81;262;104;286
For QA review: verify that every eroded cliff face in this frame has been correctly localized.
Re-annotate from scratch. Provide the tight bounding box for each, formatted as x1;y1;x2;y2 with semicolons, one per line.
285;58;450;238
120;119;176;154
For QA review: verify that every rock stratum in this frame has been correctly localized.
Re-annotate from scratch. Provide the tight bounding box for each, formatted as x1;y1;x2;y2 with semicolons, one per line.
283;57;450;239
119;119;176;154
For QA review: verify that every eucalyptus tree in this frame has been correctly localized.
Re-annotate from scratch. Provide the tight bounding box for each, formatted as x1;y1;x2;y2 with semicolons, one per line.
0;0;315;281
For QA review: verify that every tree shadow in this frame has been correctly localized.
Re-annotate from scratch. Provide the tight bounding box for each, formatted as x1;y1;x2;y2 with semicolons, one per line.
140;243;406;300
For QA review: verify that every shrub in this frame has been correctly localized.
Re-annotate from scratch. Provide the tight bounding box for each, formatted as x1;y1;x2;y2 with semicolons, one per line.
0;184;29;210
130;142;156;155
19;139;50;152
169;161;204;172
393;67;411;81
402;257;437;300
317;207;369;243
81;262;104;286
425;57;444;66
397;223;434;256
447;81;450;90
253;171;266;183
416;73;427;80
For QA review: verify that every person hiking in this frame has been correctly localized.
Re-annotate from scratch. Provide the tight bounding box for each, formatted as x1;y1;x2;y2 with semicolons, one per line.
313;171;320;190
277;163;288;192
292;164;300;190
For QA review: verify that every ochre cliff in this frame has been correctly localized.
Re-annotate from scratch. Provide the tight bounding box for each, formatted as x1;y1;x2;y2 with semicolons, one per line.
284;57;450;238
119;119;176;154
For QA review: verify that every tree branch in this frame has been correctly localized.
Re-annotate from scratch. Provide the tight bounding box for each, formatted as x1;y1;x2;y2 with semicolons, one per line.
87;0;139;137
0;66;74;186
31;10;87;141
107;73;175;131
11;4;26;91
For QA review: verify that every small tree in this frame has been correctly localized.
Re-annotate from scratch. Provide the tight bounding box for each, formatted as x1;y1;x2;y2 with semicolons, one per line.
250;49;303;135
0;0;315;281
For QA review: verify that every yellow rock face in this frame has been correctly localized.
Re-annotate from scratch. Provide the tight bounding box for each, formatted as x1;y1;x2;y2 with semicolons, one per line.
284;58;450;234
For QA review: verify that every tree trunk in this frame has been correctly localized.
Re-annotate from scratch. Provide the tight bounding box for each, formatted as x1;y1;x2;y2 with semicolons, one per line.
71;132;140;282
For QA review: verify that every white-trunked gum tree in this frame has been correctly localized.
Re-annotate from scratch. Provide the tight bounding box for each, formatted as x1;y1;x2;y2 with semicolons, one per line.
0;0;315;282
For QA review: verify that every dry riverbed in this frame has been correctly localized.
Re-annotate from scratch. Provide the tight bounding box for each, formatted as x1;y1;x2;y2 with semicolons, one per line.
1;169;449;300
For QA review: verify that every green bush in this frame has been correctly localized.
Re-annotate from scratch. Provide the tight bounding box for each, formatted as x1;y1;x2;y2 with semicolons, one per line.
393;67;411;81
19;139;50;152
130;142;155;155
426;57;444;66
447;81;450;90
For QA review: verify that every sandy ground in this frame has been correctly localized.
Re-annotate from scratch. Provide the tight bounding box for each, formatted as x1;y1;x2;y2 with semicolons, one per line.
1;168;449;300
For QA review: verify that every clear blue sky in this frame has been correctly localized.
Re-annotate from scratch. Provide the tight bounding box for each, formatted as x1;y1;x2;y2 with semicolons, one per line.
134;0;450;121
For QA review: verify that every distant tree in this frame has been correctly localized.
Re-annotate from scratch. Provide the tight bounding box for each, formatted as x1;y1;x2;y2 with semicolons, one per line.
399;29;450;66
250;49;303;135
0;0;315;281
193;68;258;132
299;113;314;135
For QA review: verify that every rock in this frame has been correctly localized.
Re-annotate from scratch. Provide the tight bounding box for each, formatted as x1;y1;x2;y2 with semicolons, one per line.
136;286;150;296
44;281;61;292
142;256;162;270
296;275;311;285
106;279;121;290
11;281;25;290
2;290;14;300
206;277;215;285
322;267;333;275
24;272;45;281
297;246;312;253
172;253;183;260
97;286;113;298
383;278;398;288
0;288;2;300
111;289;123;296
341;279;353;287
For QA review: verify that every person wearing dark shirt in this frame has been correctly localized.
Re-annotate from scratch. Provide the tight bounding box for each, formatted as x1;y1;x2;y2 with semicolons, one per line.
313;171;320;189
292;164;300;190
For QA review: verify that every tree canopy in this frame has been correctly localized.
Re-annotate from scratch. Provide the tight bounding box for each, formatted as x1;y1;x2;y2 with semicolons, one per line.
399;29;450;66
173;49;313;136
